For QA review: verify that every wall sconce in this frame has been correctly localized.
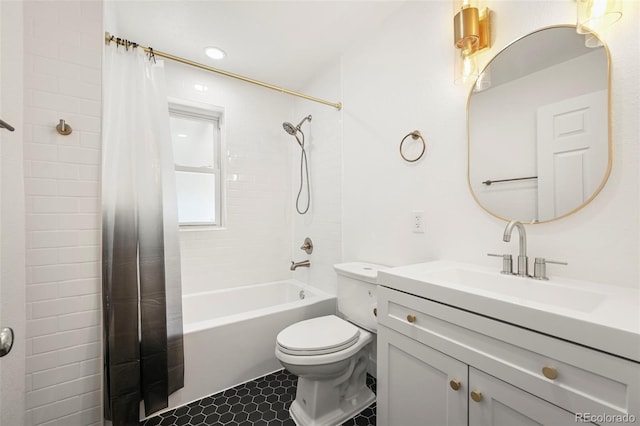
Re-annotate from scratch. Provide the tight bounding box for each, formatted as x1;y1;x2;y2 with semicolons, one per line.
453;0;491;85
576;0;622;35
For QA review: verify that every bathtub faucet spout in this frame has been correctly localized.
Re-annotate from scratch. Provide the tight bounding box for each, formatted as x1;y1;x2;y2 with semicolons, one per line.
290;260;311;271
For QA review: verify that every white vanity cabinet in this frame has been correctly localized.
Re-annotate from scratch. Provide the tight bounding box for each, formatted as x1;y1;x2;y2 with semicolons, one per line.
376;285;640;426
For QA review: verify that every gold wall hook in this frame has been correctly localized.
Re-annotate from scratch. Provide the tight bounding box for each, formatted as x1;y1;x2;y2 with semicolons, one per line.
56;119;72;135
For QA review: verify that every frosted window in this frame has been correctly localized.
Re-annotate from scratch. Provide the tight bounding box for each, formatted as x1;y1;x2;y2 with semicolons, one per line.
175;172;216;223
169;104;222;226
170;115;215;169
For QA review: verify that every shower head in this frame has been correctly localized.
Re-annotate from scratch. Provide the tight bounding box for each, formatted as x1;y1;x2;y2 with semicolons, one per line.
282;121;297;135
282;115;312;136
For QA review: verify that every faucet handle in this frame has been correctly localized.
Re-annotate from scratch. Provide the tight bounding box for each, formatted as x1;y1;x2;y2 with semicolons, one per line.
487;253;514;275
533;257;567;280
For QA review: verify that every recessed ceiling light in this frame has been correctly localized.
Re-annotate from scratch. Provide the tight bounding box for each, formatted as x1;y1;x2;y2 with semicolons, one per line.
177;133;188;138
204;46;226;60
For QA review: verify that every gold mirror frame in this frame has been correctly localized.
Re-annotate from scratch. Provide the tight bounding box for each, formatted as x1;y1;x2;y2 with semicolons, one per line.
466;25;613;224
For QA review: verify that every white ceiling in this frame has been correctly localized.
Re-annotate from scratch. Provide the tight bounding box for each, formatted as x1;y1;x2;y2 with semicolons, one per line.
106;1;407;90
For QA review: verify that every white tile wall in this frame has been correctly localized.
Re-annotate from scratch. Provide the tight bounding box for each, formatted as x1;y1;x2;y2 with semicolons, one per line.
23;1;102;425
163;63;294;295
291;63;344;295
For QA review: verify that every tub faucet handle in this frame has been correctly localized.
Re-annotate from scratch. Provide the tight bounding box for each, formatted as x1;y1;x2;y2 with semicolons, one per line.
300;237;313;254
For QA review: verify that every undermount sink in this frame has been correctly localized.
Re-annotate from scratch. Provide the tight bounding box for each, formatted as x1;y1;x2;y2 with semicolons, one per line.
427;267;603;312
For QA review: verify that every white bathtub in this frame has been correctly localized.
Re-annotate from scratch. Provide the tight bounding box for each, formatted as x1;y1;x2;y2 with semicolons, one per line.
146;279;336;418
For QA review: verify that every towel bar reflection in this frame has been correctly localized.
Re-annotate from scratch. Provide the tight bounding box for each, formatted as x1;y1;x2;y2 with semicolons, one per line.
56;119;72;135
482;176;537;186
0;119;15;132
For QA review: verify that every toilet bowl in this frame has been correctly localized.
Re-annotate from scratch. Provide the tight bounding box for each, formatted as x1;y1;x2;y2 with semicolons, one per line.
275;262;387;426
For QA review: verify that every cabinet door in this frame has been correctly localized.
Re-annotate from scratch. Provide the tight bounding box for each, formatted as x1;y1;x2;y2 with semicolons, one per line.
377;325;467;426
468;367;579;426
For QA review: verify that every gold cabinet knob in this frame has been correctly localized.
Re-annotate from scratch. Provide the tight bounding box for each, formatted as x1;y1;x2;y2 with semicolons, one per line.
373;307;377;317
542;366;558;380
470;390;483;402
449;380;461;391
407;314;416;323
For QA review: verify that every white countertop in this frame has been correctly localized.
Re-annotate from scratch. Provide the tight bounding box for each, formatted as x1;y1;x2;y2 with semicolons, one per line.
377;260;640;363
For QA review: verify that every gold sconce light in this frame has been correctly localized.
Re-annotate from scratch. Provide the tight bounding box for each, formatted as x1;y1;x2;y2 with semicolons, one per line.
576;0;622;37
453;1;491;86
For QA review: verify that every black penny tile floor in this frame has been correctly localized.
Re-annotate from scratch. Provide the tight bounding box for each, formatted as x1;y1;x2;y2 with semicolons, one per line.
141;369;376;426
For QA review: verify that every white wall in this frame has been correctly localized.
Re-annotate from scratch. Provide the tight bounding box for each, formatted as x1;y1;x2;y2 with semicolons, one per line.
339;0;639;288
23;1;103;425
163;61;295;295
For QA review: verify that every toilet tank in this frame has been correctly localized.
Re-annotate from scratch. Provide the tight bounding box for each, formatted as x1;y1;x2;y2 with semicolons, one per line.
334;262;388;332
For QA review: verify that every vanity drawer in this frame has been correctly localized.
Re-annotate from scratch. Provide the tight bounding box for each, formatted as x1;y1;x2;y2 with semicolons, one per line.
377;285;640;423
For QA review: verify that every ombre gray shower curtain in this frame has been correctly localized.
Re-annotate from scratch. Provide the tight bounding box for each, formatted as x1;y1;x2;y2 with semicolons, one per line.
102;44;184;425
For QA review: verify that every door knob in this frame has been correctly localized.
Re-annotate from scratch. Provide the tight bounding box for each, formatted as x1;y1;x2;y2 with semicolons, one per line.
0;327;14;357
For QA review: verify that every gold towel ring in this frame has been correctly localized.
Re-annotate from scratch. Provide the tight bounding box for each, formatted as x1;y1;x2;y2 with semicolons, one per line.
399;130;425;163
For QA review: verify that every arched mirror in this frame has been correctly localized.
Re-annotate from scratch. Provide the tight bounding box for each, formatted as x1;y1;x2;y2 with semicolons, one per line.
467;25;611;223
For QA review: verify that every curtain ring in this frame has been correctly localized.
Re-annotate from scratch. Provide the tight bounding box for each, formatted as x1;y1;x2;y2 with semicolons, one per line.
399;130;426;162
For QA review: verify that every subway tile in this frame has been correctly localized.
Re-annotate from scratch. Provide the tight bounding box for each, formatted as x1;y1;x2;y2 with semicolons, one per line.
77;198;99;213
27;386;59;410
26;318;58;338
77;100;101;119
57;310;100;332
26;282;59;301
31;364;80;391
30;160;78;180
30;231;78;249
32;91;79;115
31;326;99;354
31;396;81;425
24;143;58;162
57;181;99;197
77;165;99;181
31;55;60;78
56;342;100;367
58;278;100;298
31;262;99;285
31;197;78;214
26;249;59;267
77;230;100;246
27;352;59;375
54;374;101;401
79;131;101;148
57;246;99;263
58;78;100;101
58;146;100;165
23;71;58;95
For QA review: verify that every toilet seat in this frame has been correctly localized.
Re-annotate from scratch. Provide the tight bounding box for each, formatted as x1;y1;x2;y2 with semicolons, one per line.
276;315;360;356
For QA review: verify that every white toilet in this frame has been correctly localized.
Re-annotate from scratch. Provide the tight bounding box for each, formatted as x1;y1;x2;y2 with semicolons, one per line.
275;262;386;426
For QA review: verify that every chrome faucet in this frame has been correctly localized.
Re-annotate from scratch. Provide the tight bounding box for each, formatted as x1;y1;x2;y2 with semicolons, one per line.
290;260;310;271
503;221;529;276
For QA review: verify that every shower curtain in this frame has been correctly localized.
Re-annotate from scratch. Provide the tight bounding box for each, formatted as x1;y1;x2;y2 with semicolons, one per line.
102;44;184;424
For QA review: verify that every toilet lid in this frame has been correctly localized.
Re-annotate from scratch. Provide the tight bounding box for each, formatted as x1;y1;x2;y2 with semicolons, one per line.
276;315;361;356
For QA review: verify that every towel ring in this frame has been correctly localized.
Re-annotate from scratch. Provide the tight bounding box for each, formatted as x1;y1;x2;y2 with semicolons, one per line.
399;130;425;163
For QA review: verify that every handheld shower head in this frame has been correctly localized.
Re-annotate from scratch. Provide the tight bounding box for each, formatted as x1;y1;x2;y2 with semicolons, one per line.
282;115;312;136
282;122;297;135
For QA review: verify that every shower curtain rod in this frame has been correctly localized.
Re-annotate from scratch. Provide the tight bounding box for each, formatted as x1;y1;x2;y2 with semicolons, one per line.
105;32;342;110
